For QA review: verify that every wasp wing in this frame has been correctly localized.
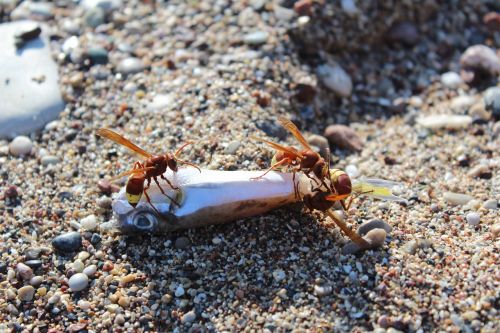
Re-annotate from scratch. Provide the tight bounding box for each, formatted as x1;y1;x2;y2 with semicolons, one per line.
251;136;303;159
352;178;406;202
97;128;152;158
278;117;315;152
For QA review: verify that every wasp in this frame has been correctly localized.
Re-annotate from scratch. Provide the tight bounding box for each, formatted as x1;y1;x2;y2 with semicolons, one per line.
303;169;404;248
251;117;331;196
96;129;200;213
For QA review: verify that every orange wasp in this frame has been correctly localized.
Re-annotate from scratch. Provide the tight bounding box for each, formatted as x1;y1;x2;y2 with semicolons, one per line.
96;129;200;213
251;117;331;196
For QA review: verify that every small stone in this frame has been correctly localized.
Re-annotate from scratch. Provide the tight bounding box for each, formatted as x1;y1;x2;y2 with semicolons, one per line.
118;296;130;308
114;313;125;325
450;96;476;112
88;47;108;65
402;239;433;255
482;199;497;210
345;165;359;178
24;260;42;269
81;214;97;231
117;57;145;75
41;155;59;166
52;232;82;252
386;21;419;46
314;284;332;297
25;248;41;260
120;273;137;285
146;94;173;112
97;196;112;209
307;134;329;159
294;0;312;16
175;236;190;249
69;72;84;88
72;259;85;272
68;273;89;291
224;141;241;154
78;300;91;310
340;0;358;16
17;286;35;301
364;229;387;248
181;310;196;323
16;263;33;280
14;23;41;48
324;124;363;151
6;288;16;300
465;212;480;226
378;315;392;329
416;115;472;130
97;179;112;194
357;219;392;236
462;311;479;321
9;136;33;156
175;285;185;297
82;265;97;277
317;64;352;97
443;192;474;206
460;45;500;84
161;294;173;304
243;31;268;45
83;7;105;28
440;72;462;89
467;164;490;178
491;224;500;239
483;86;500;119
90;233;102;245
212;236;222;245
29;276;43;287
272;269;286;282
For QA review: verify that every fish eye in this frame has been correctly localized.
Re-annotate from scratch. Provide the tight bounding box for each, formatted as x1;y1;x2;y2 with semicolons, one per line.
131;212;157;231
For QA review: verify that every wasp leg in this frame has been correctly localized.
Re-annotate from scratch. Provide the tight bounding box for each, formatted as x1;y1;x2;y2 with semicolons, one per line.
160;173;179;190
325;209;369;248
143;178;162;216
250;158;290;180
154;177;180;207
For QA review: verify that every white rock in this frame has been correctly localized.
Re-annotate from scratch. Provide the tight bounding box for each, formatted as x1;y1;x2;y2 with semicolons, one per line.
72;259;85;272
146;94;173;112
243;31;269;45
416;115;472;130
450;95;475;112
443;192;473;206
345;164;359;178
0;21;65;139
314;284;332;296
82;264;97;277
181;310;196;323
80;0;122;11
68;273;89;291
117;57;145;75
80;214;97;231
212;237;222;245
9;136;33;156
482;199;497;210
341;0;358;16
466;212;480;226
440;72;462;89
317;64;353;97
272;269;286;282
175;285;185;297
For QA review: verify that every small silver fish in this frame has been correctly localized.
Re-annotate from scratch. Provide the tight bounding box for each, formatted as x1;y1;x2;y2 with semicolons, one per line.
112;169;308;234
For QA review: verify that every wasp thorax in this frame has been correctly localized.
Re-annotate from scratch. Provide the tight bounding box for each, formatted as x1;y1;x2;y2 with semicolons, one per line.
330;169;352;196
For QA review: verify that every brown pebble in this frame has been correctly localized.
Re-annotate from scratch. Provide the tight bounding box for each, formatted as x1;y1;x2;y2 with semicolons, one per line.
120;273;137;285
294;0;312;16
252;90;271;107
16;263;33;280
324;124;363;151
118;296;130;308
97;179;112;194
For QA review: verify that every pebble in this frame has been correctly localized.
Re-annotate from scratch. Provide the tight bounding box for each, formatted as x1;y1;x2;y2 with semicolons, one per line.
81;214;97;231
146;94;173;112
243;31;269;45
181;310;196;323
9;136;33;156
224;141;241;154
72;259;85;272
307;134;329;158
460;45;500;84
18;286;35;302
25;248;41;260
82;264;97;277
77;300;91;310
29;276;43;287
175;236;191;249
342;229;387;255
16;263;33;280
68;273;89;291
345;164;359;178
314;284;332;297
440;72;462;89
465;212;480;226
120;273;137;285
491;224;500;239
450;95;476;112
212;236;222;245
416;115;472;130
324;124;363;151
117;57;145;75
385;21;419;46
114;314;126;325
24;260;42;269
97;196;112;209
52;232;82;252
118;296;130;308
357;219;392;236
316;64;353;97
83;7;105;28
272;269;286;282
41;155;59;166
175;285;185;297
88;47;108;65
483;86;500;119
443;192;473;206
294;0;312;16
402;238;433;255
467;164;490;178
482;199;497;210
340;0;358;16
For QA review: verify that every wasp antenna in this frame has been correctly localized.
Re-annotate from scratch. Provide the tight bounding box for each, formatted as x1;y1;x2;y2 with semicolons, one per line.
177;159;201;173
174;141;195;158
